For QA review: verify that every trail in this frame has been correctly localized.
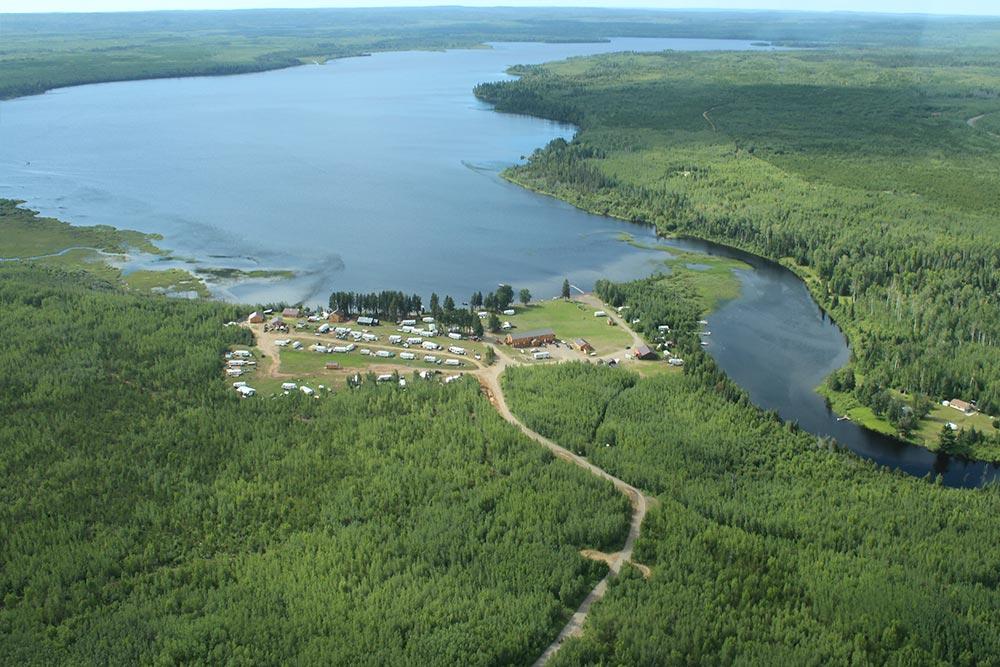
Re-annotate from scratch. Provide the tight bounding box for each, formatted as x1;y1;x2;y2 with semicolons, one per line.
967;113;999;139
476;359;652;666
702;108;718;132
574;293;645;351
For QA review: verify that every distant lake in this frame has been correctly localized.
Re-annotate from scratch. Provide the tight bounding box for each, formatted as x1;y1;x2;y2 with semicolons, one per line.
0;38;776;303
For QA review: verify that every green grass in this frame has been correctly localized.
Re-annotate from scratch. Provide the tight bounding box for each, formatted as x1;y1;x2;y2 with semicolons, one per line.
0;199;162;258
505;300;633;355
125;269;210;298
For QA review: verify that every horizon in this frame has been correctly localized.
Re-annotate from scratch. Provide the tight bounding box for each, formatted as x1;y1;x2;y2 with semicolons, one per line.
2;3;998;18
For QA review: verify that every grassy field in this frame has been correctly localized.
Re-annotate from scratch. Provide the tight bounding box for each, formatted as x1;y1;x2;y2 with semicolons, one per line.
505;300;632;355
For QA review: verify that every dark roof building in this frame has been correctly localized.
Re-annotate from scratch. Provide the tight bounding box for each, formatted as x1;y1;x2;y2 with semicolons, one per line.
633;344;656;360
506;328;556;348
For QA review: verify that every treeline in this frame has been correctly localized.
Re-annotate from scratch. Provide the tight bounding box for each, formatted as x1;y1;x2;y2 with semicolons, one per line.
329;283;538;334
0;263;632;665
474;47;1000;425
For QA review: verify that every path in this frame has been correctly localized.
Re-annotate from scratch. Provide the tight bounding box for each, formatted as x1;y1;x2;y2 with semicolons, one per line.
476;358;653;666
967;113;999;138
702;108;717;131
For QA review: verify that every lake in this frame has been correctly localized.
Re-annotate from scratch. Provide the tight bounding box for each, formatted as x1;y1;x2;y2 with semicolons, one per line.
2;37;994;487
0;38;774;304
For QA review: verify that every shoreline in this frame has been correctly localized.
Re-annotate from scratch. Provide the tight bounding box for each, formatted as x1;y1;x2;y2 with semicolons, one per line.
499;171;1000;465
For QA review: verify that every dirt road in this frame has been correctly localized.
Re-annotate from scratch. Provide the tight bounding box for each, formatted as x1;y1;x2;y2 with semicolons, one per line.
476;359;652;666
574;293;646;351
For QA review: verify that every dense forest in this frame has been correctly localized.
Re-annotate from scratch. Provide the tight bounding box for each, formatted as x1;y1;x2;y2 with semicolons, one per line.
475;45;1000;452
503;277;1000;663
0;264;631;665
4;9;1000;99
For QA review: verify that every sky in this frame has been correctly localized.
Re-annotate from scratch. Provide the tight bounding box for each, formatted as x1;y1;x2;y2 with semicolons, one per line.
0;0;996;16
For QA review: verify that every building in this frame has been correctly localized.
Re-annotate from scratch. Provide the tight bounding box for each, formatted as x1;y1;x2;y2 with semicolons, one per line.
328;310;348;323
633;345;657;360
247;311;264;324
506;328;556;348
282;307;301;318
574;338;595;354
948;399;976;415
325;362;341;370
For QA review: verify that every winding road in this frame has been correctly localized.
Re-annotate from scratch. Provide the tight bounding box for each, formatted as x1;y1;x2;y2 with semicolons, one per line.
476;358;653;666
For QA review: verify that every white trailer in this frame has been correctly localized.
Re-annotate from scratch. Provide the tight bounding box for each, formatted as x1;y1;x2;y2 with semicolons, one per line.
448;346;466;355
444;359;461;367
421;341;441;351
375;350;394;358
447;332;463;340
400;352;416;360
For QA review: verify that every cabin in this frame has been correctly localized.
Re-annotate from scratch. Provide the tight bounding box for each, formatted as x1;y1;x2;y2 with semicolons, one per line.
633;345;656;360
248;311;264;324
282;307;301;318
948;399;976;415
506;328;556;348
325;362;341;370
574;338;594;354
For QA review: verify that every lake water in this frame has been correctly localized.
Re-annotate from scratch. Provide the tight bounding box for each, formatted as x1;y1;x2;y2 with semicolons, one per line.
2;37;994;487
0;38;772;304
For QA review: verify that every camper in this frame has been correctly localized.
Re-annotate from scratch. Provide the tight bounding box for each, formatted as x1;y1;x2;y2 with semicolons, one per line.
477;311;489;319
533;351;551;360
422;341;441;351
502;309;515;316
362;333;379;342
310;344;330;354
232;350;252;358
375;350;394;358
233;381;248;388
281;382;297;391
444;375;461;384
356;316;378;326
400;352;416;360
317;323;331;334
360;348;371;355
226;368;243;377
400;319;417;327
423;355;438;363
406;337;423;345
657;324;671;332
447;332;463;340
291;341;303;350
334;326;350;335
668;358;685;366
594;310;607;317
444;359;461;367
422;316;435;324
448;346;466;355
401;325;415;334
299;386;315;396
388;334;403;344
236;385;256;397
376;374;394;383
274;339;290;347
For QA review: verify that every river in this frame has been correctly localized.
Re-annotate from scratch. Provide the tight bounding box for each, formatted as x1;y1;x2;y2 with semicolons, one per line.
1;38;994;487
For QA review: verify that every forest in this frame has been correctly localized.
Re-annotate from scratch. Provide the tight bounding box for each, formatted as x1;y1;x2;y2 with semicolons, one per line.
503;274;1000;665
0;263;631;665
475;44;1000;455
4;9;1000;100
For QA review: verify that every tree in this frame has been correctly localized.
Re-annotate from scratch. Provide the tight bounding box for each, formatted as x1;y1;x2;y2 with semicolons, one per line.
484;345;497;365
496;284;514;310
473;318;484;338
938;424;959;454
519;288;531;306
471;292;483;309
443;295;456;312
561;279;571;299
489;313;502;334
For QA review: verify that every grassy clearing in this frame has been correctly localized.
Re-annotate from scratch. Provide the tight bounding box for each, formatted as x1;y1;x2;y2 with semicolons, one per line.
505;300;632;355
619;232;748;312
125;269;211;298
